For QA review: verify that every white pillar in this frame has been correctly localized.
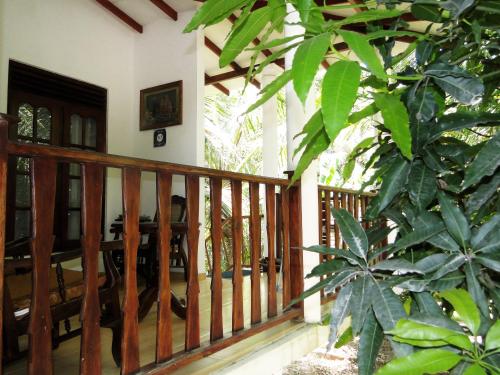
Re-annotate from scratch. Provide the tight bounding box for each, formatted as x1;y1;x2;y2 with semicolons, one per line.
262;66;280;178
285;4;321;323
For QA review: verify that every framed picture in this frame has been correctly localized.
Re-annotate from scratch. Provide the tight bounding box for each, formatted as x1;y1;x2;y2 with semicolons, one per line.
140;80;182;131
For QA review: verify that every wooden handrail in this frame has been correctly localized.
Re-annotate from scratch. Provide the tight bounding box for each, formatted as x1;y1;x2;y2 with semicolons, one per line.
317;184;376;196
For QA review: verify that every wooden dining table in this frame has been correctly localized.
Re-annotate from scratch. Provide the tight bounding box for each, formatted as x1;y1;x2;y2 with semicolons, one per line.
110;221;188;321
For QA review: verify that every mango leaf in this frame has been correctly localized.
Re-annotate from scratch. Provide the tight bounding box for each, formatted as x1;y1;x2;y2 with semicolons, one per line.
367;156;410;217
427;112;500;143
328;283;353;347
408;160;436;210
388;319;473;350
293;109;323;156
430;254;466;280
409;85;438;123
338;30;387;80
466;174;500;215
366;30;423;41
413;293;446;316
306;258;349;277
348;102;379;124
377;349;461;375
390;221;446;254
428;270;464;291
245;70;292;114
332;209;368;261
351;276;374;336
220;7;273;67
358;309;384;375
325;269;360;294
441;289;481;335
415;254;448;274
291;128;330;184
304;245;362;266
322;60;361;141
293;33;331;105
335;326;354;348
416;40;433;65
184;0;248;32
409;312;463;333
343;137;374;182
335;9;402;26
371;259;424;275
374;93;412;159
411;4;442;22
437;192;470;249
485;319;500;351
464;262;490;318
463;364;486;375
424;63;484;105
295;0;314;23
462;131;500;190
441;0;475;18
408;211;461;253
472;214;500;254
372;282;406;332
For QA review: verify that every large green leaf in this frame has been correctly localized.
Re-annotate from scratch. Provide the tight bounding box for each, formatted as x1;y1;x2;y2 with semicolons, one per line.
437;192;471;249
245;70;292;114
430;254;466;280
329;282;353;346
358;309;384;375
441;289;481;335
338;30;387;80
292;33;331;105
366;29;423;42
472;214;500;254
466;174;500;215
464;262;490;318
441;0;475;18
220;7;273;67
476;254;500;272
322;60;361;141
184;0;248;32
411;4;442;22
371;259;424;275
304;245;362;266
367;156;411;217
291;128;330;184
376;349;461;375
408;160;436;210
413;292;446;316
415;254;448;274
462;131;500;190
408;211;461;253
374;93;412;159
409;85;438;123
428;270;465;291
331;208;368;261
305;258;348;277
425;63;484;105
485;319;500;351
390;221;446;254
293;109;323;156
335;9;402;26
409;313;463;333
388;319;472;350
427;112;500;143
463;364;486;375
295;0;314;23
348;102;379;124
351;276;374;335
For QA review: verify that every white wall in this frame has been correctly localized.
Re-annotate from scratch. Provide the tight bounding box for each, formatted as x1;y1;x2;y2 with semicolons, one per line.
0;0;206;267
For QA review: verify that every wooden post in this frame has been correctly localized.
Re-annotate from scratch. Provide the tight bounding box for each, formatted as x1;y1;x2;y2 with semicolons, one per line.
29;157;57;375
210;178;223;340
80;164;104;374
121;168;141;374
287;176;303;313
230;180;244;332
249;182;261;324
185;175;200;351
156;171;173;362
280;187;291;309
265;184;277;318
0;115;12;375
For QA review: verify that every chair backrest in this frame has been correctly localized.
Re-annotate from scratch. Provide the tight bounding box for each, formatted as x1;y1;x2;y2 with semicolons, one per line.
171;195;186;223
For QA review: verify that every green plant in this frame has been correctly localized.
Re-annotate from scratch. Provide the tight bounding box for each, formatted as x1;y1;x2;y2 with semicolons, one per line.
187;0;500;373
378;289;500;375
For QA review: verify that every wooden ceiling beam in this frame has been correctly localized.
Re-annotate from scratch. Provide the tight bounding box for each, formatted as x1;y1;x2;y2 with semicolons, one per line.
95;0;143;33
205;74;230;95
204;37;261;89
205;58;285;85
150;0;178;21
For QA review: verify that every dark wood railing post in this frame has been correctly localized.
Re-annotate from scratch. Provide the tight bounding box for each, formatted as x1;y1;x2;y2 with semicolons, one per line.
249;182;261;325
230;180;244;332
0;114;12;375
121;168;141;374
80;164;104;374
210;177;223;340
156;171;173;362
185;175;200;351
29;157;57;375
280;187;291;309
286;173;303;313
265;184;277;318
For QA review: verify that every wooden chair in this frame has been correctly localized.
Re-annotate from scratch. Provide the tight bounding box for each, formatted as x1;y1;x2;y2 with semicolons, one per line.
2;238;123;366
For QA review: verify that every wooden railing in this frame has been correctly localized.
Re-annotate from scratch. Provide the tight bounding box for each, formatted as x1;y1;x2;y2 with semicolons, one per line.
317;185;386;304
0;114;304;374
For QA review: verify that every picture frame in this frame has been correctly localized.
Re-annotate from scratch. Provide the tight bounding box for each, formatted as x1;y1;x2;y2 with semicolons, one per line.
140;80;182;131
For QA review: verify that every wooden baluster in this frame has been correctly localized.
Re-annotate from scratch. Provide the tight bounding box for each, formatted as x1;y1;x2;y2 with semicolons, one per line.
280;187;291;309
231;180;244;332
317;189;323;244
265;184;277;318
80;164;104;374
354;194;360;223
121;168;141;374
348;193;355;217
333;191;340;248
288;184;303;311
185;175;201;350
210;178;223;340
249;182;261;324
0;115;9;375
360;194;367;229
324;190;332;249
340;192;347;249
28;158;57;375
156;171;173;362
